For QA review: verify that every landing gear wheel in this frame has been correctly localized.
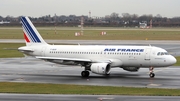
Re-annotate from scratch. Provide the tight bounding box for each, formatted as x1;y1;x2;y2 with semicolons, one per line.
149;67;155;78
81;71;90;77
149;73;155;78
105;73;110;76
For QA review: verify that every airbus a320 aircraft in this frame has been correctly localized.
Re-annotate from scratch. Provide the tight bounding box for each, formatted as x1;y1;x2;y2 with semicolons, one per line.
18;17;177;78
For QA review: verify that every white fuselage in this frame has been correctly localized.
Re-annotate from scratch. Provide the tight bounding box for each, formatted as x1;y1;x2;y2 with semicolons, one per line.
25;44;176;68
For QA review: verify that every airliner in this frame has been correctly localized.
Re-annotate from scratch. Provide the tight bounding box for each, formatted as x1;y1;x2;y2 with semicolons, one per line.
18;17;177;78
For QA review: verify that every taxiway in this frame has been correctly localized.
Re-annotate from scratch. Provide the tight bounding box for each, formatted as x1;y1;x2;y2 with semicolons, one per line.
0;58;180;88
0;40;180;88
0;94;180;101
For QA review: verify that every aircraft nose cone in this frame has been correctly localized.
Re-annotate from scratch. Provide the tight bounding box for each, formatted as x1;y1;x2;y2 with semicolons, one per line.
170;56;177;65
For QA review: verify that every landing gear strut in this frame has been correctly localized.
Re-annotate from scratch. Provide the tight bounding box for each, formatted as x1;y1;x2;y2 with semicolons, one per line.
81;71;90;77
149;67;155;78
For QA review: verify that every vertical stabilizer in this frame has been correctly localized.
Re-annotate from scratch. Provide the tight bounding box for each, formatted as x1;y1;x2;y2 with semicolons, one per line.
21;16;47;46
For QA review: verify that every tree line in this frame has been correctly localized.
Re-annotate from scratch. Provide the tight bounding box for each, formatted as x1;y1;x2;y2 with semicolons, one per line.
0;13;180;27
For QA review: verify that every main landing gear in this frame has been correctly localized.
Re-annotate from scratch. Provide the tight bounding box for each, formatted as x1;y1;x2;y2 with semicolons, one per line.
81;71;90;77
149;67;155;78
81;62;91;77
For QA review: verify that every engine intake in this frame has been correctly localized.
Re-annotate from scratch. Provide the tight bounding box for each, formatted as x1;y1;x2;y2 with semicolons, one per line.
90;63;111;75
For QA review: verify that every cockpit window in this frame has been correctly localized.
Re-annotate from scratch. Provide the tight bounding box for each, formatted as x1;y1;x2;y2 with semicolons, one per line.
161;52;164;55
157;52;169;56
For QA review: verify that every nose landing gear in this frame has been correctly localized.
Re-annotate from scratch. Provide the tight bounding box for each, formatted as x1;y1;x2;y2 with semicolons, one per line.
149;67;155;78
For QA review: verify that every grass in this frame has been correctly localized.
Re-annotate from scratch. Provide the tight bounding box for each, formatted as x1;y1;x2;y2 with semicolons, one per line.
0;43;24;58
174;56;180;66
1;27;180;40
0;82;180;96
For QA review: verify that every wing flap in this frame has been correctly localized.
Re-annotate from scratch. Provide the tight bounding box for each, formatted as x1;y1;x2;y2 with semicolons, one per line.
36;57;122;67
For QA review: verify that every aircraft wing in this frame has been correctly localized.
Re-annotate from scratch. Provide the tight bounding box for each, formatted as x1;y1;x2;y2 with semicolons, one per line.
36;56;114;64
36;56;92;62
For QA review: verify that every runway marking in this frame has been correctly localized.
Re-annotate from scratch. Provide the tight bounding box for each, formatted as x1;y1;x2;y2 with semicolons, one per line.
147;83;162;87
13;78;25;81
97;97;114;100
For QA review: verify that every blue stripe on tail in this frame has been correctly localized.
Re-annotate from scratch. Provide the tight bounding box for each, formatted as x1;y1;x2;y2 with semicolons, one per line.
21;17;41;43
22;24;35;42
21;17;36;42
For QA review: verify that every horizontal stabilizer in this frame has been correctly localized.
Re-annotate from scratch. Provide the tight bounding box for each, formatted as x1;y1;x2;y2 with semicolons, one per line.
18;46;34;52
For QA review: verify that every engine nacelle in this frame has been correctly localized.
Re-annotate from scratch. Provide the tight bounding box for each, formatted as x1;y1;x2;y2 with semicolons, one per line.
90;63;111;75
122;67;140;72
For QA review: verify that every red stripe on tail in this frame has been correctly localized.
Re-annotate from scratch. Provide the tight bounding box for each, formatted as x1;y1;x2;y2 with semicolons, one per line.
24;33;30;42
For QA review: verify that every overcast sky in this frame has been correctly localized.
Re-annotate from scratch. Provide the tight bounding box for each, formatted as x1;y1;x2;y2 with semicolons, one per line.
0;0;180;18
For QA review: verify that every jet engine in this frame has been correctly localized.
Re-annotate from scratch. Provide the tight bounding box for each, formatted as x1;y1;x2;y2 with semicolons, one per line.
122;67;140;72
90;63;111;75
